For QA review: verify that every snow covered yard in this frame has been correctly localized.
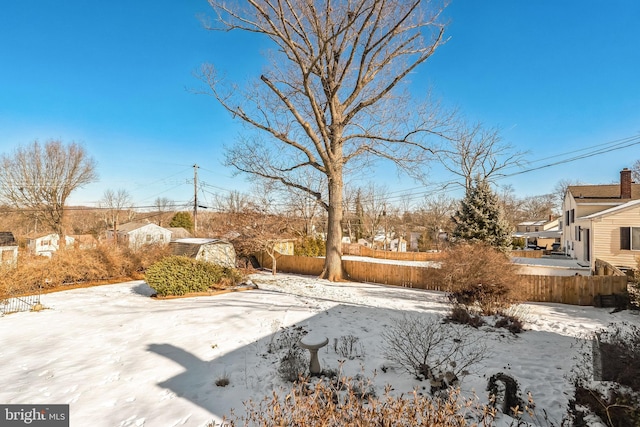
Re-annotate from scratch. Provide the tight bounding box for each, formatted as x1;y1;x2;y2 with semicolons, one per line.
0;272;637;426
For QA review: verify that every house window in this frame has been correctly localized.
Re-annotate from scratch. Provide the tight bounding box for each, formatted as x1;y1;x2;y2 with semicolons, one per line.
575;226;581;242
525;226;530;232
570;209;575;223
565;211;570;226
535;227;539;232
620;227;640;250
146;235;152;242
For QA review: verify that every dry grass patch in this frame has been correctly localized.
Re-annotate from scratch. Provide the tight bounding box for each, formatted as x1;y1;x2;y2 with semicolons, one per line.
0;243;171;298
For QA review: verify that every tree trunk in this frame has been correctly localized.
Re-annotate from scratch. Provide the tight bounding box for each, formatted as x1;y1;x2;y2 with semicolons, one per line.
270;251;277;275
321;174;345;281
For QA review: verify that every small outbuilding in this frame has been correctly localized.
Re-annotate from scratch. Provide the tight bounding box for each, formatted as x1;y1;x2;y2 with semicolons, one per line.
169;238;236;268
108;222;171;250
0;232;18;266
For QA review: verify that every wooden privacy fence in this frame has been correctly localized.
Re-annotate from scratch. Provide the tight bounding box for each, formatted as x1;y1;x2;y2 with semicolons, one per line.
257;253;628;306
516;274;628;306
510;250;544;259
342;244;444;261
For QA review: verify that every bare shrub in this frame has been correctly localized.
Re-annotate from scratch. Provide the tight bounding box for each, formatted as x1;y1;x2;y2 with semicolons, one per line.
381;314;488;389
446;305;486;328
277;349;308;383
221;377;479;427
215;374;230;387
572;384;640;427
0;243;171;297
567;322;640;426
494;314;524;334
333;335;365;360
596;323;640;392
440;243;521;315
268;325;309;382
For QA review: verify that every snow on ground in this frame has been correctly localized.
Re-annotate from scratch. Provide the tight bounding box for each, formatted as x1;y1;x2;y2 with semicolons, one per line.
1;272;637;427
511;257;588;269
343;255;440;268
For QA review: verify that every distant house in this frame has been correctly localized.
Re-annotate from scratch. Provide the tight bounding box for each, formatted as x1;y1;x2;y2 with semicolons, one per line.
167;227;192;241
169;238;236;268
108;222;171;250
562;168;640;271
516;217;559;233
357;238;371;247
0;232;18;266
273;239;295;255
514;217;561;250
27;233;75;257
389;237;407;252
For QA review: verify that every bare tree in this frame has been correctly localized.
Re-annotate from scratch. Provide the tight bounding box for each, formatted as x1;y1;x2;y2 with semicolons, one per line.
0;140;97;245
214;190;253;214
202;0;453;280
553;178;583;211
435;122;526;191
285;185;324;238
631;159;640;183
519;193;556;220
231;184;296;275
357;183;390;247
496;184;520;228
100;189;133;243
153;197;174;226
420;193;455;250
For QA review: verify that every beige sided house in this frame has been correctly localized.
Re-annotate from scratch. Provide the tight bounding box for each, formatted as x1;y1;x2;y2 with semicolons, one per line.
562;168;640;271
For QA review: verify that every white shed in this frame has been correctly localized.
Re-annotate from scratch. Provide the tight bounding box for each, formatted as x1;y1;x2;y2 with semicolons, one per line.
169;238;237;268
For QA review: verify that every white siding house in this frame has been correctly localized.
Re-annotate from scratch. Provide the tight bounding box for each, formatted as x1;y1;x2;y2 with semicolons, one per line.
27;233;75;257
108;222;171;250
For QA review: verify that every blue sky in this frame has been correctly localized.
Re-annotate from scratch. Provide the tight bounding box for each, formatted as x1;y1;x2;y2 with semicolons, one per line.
1;1;639;209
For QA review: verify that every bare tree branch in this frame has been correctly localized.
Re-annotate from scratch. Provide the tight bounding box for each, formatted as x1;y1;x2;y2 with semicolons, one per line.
435;122;527;191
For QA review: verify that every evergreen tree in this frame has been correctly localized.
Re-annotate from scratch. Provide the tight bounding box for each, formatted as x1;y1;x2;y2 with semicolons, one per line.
452;178;512;251
169;212;194;233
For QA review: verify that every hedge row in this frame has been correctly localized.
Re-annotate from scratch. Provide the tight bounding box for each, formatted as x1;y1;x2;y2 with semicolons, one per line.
145;256;243;296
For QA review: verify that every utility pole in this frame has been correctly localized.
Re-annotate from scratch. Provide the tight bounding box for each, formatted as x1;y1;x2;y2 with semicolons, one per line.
193;164;198;234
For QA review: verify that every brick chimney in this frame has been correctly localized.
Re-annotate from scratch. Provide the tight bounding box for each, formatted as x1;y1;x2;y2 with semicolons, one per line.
621;168;632;199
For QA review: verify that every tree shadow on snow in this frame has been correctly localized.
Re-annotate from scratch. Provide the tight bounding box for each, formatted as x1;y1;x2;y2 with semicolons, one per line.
146;301;446;423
